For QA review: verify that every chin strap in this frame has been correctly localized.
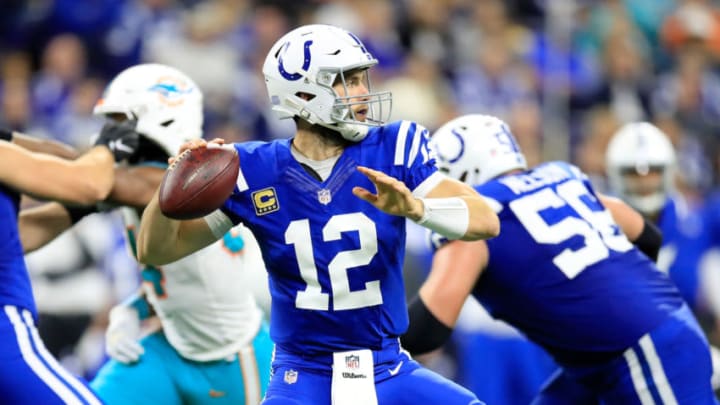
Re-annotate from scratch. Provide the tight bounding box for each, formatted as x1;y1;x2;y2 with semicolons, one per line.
317;121;368;142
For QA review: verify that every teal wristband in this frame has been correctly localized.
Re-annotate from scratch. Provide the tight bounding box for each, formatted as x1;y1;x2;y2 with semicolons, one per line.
122;293;151;320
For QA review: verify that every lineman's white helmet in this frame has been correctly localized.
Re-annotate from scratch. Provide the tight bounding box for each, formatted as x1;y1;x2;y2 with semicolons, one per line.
606;122;676;215
94;63;203;156
262;24;391;142
430;114;527;186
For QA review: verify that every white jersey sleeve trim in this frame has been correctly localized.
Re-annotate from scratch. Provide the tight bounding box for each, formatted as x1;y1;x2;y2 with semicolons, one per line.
406;124;423;168
204;209;234;239
393;120;412;166
411;171;445;198
236;165;249;192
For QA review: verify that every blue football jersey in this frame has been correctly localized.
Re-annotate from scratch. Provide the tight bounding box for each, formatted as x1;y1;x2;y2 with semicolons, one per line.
0;184;36;315
591;189;707;310
471;161;683;360
702;192;720;246
656;196;706;308
221;121;438;355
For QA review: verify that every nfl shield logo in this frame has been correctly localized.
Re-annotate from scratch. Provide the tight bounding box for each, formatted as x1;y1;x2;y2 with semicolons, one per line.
345;355;360;369
284;369;298;384
318;189;332;205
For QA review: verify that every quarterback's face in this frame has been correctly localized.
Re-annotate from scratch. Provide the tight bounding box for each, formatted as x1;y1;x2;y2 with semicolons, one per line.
333;69;370;122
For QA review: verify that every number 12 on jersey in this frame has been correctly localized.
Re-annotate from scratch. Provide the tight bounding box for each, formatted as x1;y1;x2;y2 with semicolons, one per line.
285;212;383;311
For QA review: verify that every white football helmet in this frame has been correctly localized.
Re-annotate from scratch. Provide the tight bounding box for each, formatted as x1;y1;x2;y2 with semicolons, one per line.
262;24;391;142
430;114;527;186
606;122;676;215
94;63;203;156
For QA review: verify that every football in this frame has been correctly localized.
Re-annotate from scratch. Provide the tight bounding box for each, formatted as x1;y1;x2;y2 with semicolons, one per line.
158;145;239;220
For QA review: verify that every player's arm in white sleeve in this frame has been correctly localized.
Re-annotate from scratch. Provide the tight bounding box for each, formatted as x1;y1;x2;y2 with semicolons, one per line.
420;176;500;241
353;167;499;241
136;188;225;265
599;194;662;261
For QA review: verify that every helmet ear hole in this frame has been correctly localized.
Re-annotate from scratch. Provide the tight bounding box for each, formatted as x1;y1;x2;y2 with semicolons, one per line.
160;119;174;127
296;92;315;101
458;171;469;183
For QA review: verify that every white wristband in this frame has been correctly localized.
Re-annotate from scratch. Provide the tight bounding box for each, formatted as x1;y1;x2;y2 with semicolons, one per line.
414;197;469;240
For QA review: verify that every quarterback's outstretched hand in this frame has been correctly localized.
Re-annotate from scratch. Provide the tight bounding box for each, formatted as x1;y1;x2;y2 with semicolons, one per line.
105;305;144;364
353;166;424;220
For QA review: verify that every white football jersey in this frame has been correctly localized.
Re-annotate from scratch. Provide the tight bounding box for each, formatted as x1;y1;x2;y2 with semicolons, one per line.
122;208;270;362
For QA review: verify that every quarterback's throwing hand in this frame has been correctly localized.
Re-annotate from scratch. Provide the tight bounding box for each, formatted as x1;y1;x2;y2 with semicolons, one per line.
169;138;226;166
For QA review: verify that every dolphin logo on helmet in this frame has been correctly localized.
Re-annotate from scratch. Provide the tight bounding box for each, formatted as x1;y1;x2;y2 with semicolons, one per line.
94;64;203;157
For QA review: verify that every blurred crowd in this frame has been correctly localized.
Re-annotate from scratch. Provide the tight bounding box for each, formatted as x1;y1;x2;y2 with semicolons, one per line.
4;0;720;401
3;0;720;185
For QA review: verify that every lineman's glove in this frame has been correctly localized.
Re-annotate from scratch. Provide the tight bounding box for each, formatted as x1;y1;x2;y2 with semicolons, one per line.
105;305;144;364
94;120;141;162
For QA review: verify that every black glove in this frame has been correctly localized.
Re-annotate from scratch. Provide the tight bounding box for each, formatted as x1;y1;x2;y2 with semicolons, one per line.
62;203;98;225
0;127;13;141
94;120;140;162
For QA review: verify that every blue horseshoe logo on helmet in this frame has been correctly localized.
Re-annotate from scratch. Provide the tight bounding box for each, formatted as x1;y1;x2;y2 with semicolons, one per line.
494;124;521;153
278;40;314;81
441;128;466;164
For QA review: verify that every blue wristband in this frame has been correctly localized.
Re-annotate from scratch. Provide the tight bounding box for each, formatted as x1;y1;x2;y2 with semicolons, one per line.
122;293;152;320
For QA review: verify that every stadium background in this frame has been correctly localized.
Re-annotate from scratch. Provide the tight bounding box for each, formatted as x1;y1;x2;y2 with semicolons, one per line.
2;0;720;403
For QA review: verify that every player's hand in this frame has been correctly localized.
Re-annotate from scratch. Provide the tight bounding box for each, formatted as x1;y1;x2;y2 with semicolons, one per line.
169;138;226;166
105;305;144;364
94;120;141;162
352;166;424;220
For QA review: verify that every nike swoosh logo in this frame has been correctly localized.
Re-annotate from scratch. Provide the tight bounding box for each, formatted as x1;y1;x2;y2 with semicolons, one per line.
109;139;134;153
388;361;403;376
